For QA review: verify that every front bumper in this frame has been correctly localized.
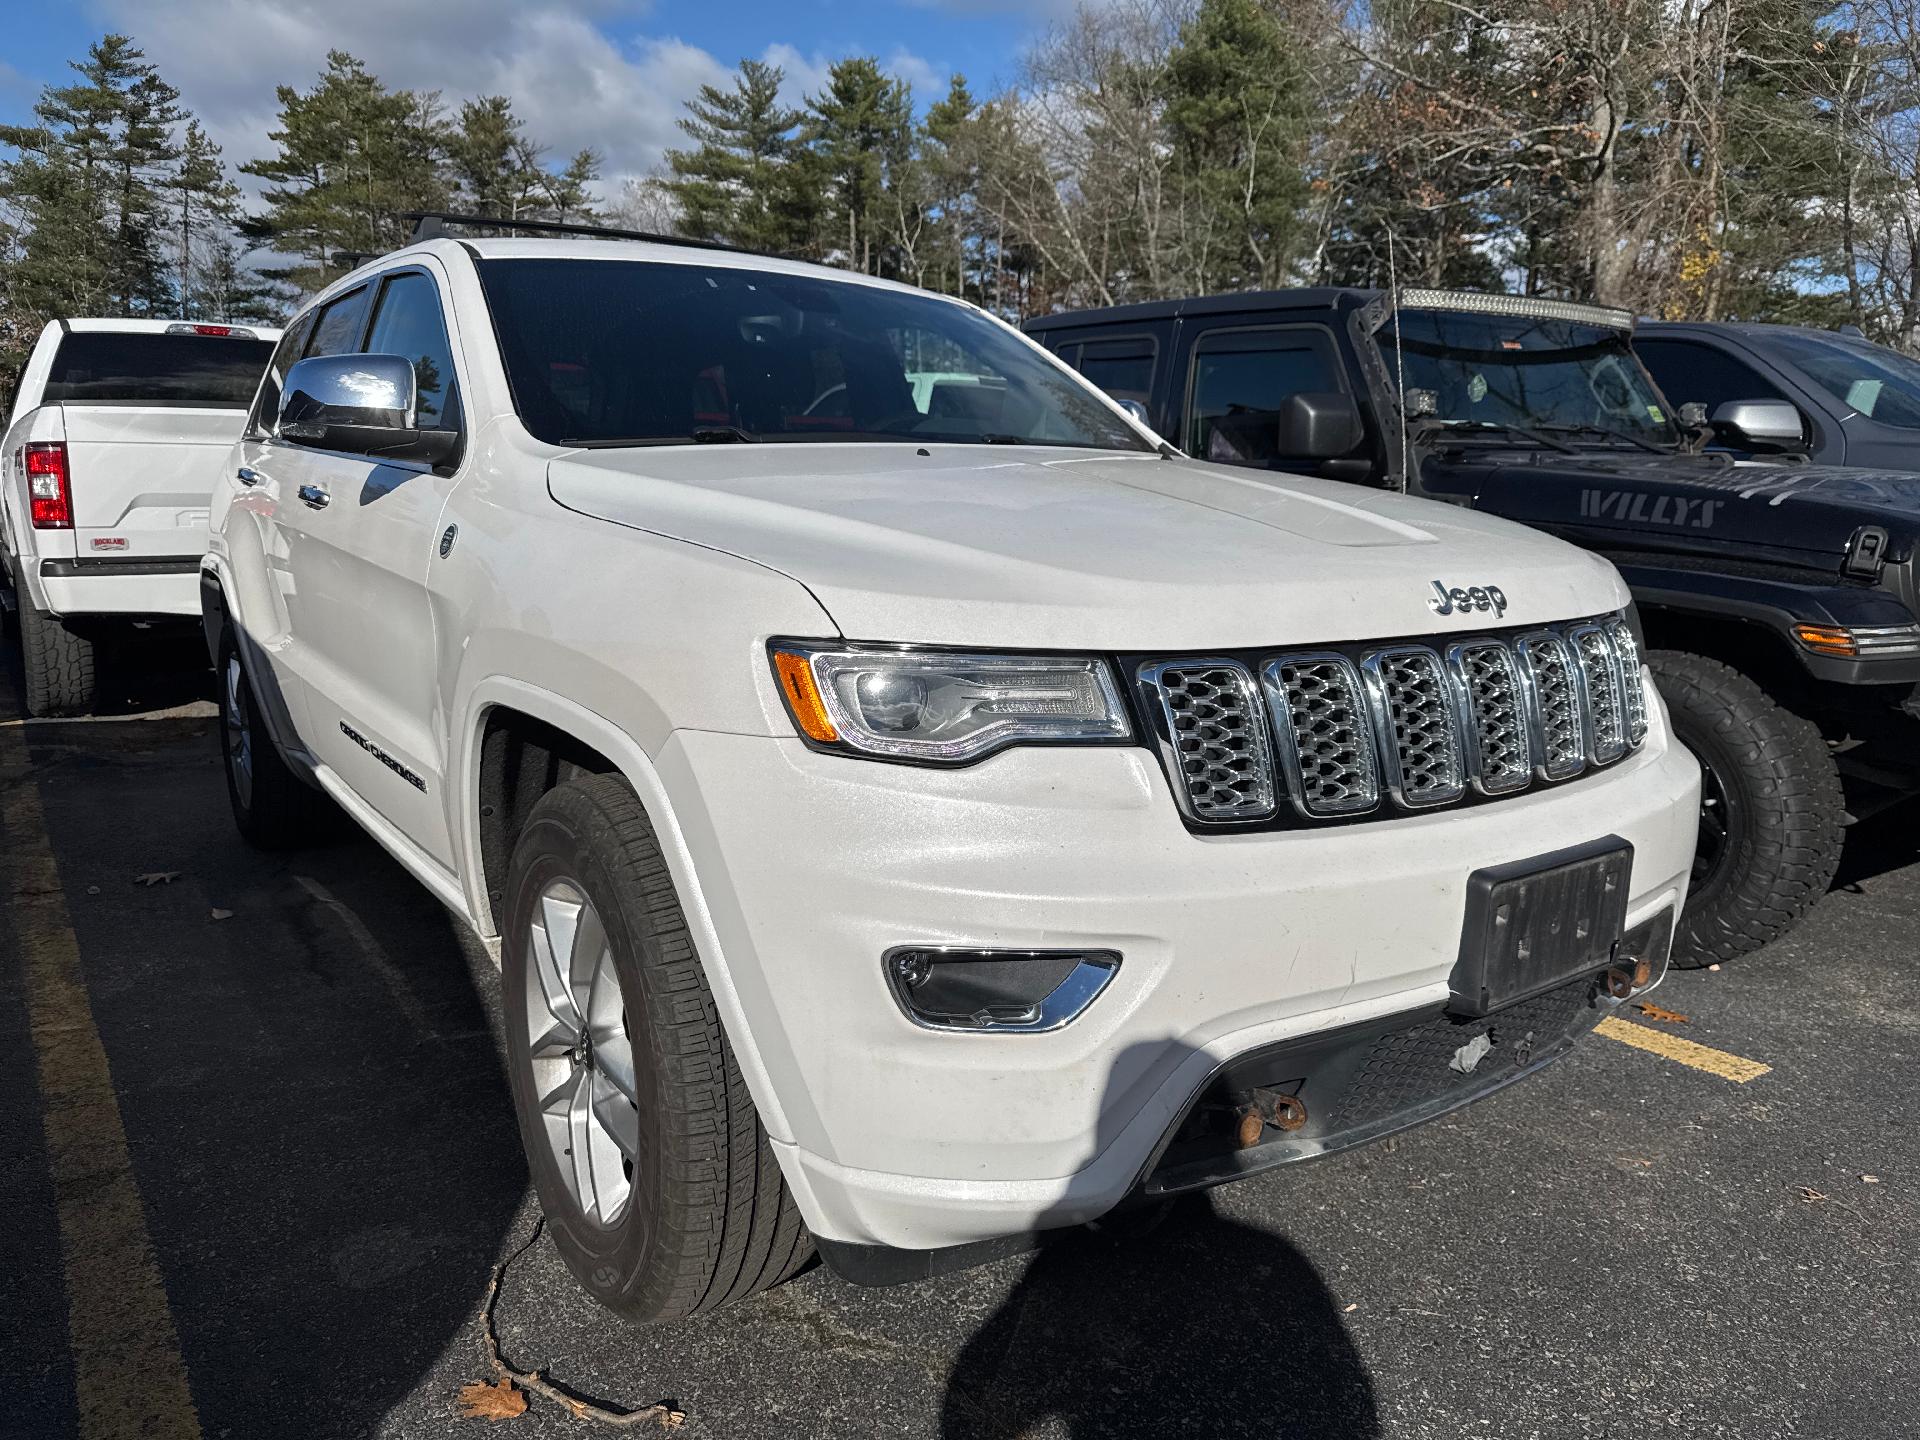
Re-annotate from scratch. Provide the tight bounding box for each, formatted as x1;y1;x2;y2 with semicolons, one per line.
658;694;1698;1255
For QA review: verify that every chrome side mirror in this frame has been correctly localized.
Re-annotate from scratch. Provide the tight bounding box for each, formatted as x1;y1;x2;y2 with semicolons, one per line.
278;354;459;466
1709;399;1806;453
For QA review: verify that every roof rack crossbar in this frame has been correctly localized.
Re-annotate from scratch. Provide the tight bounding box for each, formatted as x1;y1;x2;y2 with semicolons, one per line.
403;211;750;256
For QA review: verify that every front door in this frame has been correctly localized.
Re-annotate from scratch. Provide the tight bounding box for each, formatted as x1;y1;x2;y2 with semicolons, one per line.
260;265;469;868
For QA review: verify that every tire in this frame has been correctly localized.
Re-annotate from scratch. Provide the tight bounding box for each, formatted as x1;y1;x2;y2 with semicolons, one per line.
20;595;97;717
1649;650;1844;967
217;627;334;848
502;775;812;1324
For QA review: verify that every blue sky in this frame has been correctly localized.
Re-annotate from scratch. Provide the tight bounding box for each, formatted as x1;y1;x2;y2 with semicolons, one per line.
0;0;1076;187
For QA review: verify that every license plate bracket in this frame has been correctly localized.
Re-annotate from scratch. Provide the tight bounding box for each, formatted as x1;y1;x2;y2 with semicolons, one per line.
1449;836;1633;1018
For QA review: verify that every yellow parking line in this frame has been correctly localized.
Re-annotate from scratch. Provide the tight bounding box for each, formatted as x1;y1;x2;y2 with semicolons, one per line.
1596;1015;1772;1083
1;723;202;1439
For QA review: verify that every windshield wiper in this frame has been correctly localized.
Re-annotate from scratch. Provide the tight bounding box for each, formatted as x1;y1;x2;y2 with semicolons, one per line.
1535;422;1666;454
1425;419;1577;455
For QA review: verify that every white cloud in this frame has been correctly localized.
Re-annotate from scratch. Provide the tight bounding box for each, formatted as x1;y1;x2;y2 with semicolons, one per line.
81;0;939;193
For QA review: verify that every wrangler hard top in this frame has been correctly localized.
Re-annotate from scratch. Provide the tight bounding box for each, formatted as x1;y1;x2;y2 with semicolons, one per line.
1031;287;1920;965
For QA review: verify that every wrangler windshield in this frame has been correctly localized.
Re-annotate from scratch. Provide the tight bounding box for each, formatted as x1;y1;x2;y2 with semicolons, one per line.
474;257;1149;452
1380;310;1679;446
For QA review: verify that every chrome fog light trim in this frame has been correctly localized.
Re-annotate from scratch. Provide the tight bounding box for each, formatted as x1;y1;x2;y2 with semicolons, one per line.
885;947;1121;1033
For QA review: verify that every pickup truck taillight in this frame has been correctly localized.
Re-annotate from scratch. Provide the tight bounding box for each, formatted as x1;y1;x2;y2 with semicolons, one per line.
25;441;73;529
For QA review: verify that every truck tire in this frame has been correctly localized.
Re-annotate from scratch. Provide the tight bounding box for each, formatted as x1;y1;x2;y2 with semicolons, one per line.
502;775;812;1324
217;629;335;848
20;596;97;717
1649;650;1844;966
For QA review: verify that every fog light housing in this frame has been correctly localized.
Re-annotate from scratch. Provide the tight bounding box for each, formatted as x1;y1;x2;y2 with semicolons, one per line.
884;947;1120;1033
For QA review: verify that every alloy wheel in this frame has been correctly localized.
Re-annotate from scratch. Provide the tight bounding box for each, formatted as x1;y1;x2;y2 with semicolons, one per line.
523;879;640;1227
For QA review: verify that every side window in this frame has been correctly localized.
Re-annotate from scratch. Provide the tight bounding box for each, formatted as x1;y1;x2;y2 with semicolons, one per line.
304;287;371;360
1636;338;1784;414
1187;328;1339;467
249;311;316;436
363;271;461;430
1076;337;1156;406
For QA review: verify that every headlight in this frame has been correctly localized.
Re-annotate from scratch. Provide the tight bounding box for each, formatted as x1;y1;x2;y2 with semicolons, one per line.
769;643;1132;763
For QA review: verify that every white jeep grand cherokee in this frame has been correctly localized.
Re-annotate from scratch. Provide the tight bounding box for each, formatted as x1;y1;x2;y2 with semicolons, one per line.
202;227;1699;1322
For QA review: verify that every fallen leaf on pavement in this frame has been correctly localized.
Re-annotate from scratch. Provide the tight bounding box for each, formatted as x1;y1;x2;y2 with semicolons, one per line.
456;1379;528;1420
1634;1002;1690;1023
1342;1302;1358;1313
1617;1156;1654;1168
1862;1175;1882;1184
134;872;181;887
1794;1186;1828;1204
210;908;234;921
1707;963;1721;972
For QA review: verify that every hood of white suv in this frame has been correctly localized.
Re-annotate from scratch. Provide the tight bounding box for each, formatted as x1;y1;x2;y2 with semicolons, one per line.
548;444;1629;650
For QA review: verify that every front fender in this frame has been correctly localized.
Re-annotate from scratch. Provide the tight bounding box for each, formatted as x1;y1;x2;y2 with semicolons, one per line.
1620;562;1920;685
453;675;800;1147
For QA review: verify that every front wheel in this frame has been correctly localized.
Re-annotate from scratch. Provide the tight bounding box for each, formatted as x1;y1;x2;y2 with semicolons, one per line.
1649;650;1844;966
502;776;811;1324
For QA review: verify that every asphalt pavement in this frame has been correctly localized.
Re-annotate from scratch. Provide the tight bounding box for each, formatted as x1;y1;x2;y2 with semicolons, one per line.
1;626;1915;1440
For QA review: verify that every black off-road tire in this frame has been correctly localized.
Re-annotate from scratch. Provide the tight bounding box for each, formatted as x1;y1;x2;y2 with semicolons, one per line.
502;775;812;1324
217;628;335;849
20;595;97;717
1650;650;1844;966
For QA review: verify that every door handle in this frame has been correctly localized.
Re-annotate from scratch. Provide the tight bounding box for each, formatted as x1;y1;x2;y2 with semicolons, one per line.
296;483;330;510
236;466;261;486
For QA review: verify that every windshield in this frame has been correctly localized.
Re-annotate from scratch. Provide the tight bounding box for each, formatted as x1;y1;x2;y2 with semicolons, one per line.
43;332;275;408
473;257;1149;452
1767;332;1920;429
1379;309;1679;446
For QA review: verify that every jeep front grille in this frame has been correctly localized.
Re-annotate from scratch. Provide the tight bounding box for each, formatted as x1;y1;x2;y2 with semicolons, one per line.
1141;614;1648;827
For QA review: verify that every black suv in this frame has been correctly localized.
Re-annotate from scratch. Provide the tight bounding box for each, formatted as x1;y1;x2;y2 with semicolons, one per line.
1029;288;1920;965
1638;320;1920;470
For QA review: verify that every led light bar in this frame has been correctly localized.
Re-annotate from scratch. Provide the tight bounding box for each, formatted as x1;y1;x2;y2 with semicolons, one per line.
1378;289;1636;333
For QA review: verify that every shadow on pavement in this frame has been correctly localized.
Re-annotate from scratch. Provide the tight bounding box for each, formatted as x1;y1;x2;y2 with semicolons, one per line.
940;1191;1377;1439
0;630;530;1437
1833;792;1920;891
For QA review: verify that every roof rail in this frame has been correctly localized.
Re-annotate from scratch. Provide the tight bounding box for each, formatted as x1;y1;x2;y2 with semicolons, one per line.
402;211;751;256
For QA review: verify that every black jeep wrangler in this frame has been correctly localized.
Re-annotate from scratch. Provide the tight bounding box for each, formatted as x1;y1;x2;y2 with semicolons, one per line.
1028;288;1920;965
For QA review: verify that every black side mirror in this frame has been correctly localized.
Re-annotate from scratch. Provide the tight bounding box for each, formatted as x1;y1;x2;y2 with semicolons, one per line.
278;354;459;466
1277;392;1363;460
1709;399;1806;455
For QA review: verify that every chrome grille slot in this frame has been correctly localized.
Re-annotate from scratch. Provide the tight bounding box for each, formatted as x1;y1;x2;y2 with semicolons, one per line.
1140;660;1275;821
1608;617;1648;745
1262;655;1379;816
1452;641;1532;793
1517;633;1585;779
1140;611;1644;828
1572;624;1627;764
1367;647;1465;807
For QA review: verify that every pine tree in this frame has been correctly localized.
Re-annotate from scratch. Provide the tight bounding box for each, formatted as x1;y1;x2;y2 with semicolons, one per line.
0;34;185;326
922;75;981;299
664;59;807;250
804;58;914;274
242;52;449;300
169;120;243;319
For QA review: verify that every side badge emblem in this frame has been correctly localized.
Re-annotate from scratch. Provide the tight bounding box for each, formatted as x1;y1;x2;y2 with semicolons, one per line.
439;524;458;558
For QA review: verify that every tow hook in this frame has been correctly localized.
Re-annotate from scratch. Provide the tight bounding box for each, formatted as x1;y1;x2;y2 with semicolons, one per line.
1604;968;1635;1000
1236;1087;1309;1148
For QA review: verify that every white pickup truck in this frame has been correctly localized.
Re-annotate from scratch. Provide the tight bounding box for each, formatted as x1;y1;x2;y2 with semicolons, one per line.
203;223;1698;1324
2;318;279;714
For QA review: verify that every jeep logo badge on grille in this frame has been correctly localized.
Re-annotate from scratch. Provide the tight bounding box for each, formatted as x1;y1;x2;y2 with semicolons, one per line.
1428;581;1507;619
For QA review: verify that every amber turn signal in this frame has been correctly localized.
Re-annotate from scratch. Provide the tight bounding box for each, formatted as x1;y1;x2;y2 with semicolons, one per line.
772;650;840;743
1792;624;1858;657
